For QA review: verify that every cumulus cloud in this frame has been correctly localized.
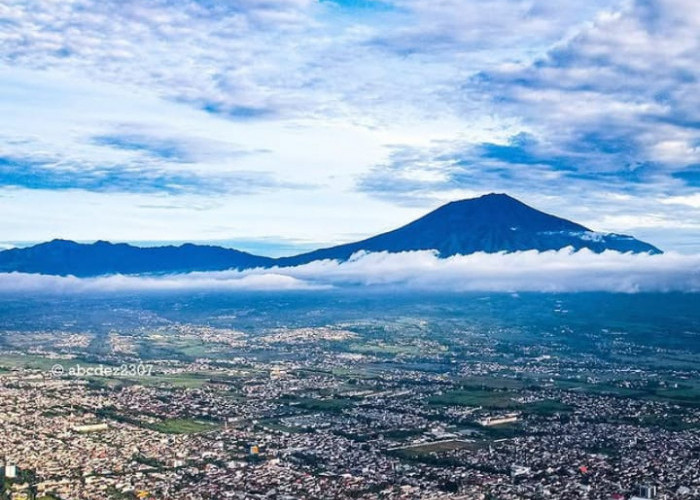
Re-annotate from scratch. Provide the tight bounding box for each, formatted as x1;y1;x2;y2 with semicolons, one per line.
0;250;698;293
471;0;700;181
0;0;318;117
0;0;609;121
0;151;298;195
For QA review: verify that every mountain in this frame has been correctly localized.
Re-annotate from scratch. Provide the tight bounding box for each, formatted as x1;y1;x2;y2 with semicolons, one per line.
0;239;274;277
0;194;661;276
276;193;661;266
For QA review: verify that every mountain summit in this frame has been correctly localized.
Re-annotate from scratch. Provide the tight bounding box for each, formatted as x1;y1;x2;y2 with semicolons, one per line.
276;193;661;266
0;193;660;276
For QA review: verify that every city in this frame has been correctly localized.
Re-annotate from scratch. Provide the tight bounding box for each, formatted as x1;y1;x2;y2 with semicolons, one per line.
1;293;698;499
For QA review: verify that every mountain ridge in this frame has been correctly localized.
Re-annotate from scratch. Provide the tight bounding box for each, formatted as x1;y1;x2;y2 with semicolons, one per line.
0;193;661;276
0;238;274;277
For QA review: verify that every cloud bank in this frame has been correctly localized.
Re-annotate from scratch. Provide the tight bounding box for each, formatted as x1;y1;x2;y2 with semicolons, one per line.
1;249;698;293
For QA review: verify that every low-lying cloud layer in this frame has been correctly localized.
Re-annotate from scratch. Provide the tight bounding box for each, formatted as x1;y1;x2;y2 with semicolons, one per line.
1;249;698;293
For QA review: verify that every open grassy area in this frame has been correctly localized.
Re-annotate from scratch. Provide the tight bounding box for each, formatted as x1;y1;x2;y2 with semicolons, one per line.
85;370;219;390
458;375;529;391
0;353;69;371
649;381;700;407
429;389;517;409
348;342;423;356
293;397;357;412
388;439;502;468
330;367;384;380
564;382;647;398
259;419;307;434
123;372;215;389
430;386;571;419
555;377;700;408
150;418;220;434
0;353;107;373
637;414;700;431
394;440;479;455
0;353;222;390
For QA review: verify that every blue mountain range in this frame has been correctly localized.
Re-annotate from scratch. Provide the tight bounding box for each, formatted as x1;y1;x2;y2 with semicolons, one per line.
0;193;661;276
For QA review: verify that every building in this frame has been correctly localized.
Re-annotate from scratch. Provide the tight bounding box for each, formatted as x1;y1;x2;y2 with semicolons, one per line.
5;463;17;478
72;423;109;433
478;413;519;426
631;483;658;499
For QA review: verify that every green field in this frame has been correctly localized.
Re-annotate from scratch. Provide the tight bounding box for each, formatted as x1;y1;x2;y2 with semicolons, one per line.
348;342;423;356
649;381;700;407
126;372;215;389
0;353;222;389
429;389;517;409
0;354;106;372
292;397;357;412
259;419;307;434
395;440;479;455
150;418;220;434
458;375;529;391
555;377;700;407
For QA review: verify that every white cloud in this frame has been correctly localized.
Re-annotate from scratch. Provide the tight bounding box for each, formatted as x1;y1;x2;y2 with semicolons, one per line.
1;249;698;293
276;249;700;292
479;0;700;174
0;0;613;122
0;270;325;293
660;194;700;209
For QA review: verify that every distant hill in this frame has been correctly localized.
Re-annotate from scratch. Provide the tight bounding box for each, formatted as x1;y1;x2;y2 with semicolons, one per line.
0;240;274;277
0;194;661;276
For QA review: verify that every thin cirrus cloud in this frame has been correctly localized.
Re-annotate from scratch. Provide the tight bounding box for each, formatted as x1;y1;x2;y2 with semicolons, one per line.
0;125;289;194
0;153;293;195
89;129;273;164
0;249;698;293
91;134;195;163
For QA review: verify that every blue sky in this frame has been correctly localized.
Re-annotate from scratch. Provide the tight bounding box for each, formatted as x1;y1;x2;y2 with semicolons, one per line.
0;0;698;254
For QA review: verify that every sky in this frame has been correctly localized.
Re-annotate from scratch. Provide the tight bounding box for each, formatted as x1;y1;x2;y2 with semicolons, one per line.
0;0;699;255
